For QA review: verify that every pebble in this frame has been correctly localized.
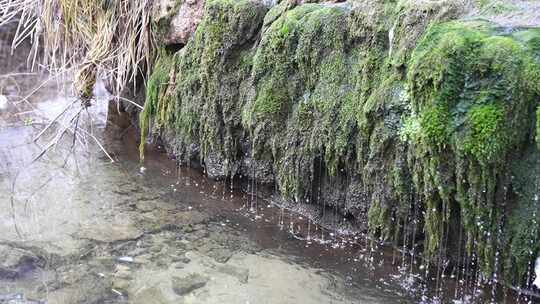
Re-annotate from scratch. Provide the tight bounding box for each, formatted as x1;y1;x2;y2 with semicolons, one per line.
117;256;134;263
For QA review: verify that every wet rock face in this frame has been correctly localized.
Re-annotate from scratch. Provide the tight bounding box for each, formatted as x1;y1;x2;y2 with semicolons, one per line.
141;0;540;284
141;0;465;225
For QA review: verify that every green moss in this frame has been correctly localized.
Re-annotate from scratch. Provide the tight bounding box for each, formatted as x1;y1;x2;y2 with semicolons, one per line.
463;104;506;162
405;19;540;277
408;22;487;110
368;198;391;239
253;84;288;116
139;49;175;161
507;147;540;284
242;3;362;197
513;29;540;95
399;114;422;143
280;23;290;36
246;4;324;123
172;0;267;164
420;105;450;146
141;0;267;169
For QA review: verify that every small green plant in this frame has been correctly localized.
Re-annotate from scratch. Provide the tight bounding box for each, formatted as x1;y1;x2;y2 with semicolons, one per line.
280;23;290;36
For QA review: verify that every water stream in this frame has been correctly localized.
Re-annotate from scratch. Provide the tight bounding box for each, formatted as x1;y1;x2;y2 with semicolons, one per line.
1;33;538;304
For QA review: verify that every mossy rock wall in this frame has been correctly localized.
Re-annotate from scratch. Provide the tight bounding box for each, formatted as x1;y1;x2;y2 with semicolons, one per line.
140;0;540;286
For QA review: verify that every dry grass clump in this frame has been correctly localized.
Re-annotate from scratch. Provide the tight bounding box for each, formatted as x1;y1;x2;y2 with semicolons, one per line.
0;0;155;105
1;0;156;164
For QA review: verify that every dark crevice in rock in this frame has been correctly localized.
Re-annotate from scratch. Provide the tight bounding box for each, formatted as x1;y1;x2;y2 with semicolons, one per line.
165;43;185;53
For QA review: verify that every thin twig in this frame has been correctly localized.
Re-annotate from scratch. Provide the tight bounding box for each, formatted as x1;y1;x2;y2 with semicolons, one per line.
9;171;24;239
112;95;143;110
32;99;77;142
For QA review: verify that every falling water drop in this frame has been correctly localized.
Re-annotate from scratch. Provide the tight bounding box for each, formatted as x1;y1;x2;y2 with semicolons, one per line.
307;218;312;244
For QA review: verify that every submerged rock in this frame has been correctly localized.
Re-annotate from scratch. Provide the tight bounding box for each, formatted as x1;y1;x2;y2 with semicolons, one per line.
78;220;143;243
132;287;169;304
171;273;209;295
0;293;44;304
215;263;249;284
0;245;41;280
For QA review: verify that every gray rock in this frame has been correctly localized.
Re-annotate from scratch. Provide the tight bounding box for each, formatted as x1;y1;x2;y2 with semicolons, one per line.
238;145;275;184
78;222;143;243
132;287;168;304
154;0;205;45
197;244;233;264
216;264;249;284
112;278;130;291
114;264;132;279
0;245;40;279
204;151;235;180
0;293;44;304
172;255;191;264
210;248;233;263
171;273;208;296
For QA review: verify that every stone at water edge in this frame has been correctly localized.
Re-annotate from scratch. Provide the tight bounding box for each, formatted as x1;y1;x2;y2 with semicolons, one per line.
534;257;540;289
0;95;8;110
